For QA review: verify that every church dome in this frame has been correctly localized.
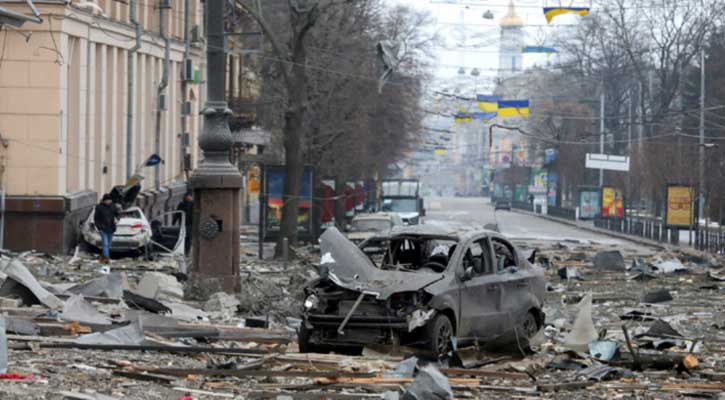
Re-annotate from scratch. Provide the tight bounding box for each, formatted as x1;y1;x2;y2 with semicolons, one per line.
500;1;523;27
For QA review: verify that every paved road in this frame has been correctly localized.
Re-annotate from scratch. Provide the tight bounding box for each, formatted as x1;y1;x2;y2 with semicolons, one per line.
425;197;655;253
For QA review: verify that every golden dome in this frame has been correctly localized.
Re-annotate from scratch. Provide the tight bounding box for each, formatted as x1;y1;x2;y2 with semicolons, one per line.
500;0;523;27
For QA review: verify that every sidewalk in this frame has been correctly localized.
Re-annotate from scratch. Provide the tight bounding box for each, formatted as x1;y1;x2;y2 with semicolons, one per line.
511;208;678;252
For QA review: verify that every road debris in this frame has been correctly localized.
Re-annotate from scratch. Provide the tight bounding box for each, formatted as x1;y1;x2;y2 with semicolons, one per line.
0;225;723;399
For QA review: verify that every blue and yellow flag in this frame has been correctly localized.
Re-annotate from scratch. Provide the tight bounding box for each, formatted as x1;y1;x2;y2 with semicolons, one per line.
497;100;529;118
471;112;498;121
454;111;473;124
477;95;499;112
543;7;589;23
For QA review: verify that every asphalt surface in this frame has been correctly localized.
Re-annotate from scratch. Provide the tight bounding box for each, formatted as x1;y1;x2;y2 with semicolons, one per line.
425;197;655;254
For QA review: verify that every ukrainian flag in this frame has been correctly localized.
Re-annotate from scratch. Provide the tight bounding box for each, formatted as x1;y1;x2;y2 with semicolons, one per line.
471;112;497;121
454;111;472;124
477;95;499;113
497;100;530;118
543;7;589;24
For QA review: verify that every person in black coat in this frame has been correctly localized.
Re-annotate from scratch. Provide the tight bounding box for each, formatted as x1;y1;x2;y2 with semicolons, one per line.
94;193;119;263
174;192;194;254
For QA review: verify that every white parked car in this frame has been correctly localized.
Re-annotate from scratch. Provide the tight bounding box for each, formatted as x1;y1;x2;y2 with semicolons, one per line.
346;212;404;244
81;184;185;259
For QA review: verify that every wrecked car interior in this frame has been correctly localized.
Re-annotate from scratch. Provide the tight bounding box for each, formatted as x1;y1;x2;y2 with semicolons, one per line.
300;226;546;357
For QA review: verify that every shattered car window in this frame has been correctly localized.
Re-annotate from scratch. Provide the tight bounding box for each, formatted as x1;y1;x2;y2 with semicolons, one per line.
119;209;143;219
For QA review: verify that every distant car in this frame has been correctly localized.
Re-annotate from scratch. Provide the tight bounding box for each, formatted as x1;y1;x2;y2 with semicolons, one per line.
300;226;545;356
346;213;403;244
494;199;512;211
81;184;185;259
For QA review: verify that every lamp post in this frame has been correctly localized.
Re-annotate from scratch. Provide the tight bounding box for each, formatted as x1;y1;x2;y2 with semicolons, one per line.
189;0;243;293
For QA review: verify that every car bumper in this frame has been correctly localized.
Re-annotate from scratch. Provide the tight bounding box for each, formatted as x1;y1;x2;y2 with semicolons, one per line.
84;233;150;251
304;314;409;346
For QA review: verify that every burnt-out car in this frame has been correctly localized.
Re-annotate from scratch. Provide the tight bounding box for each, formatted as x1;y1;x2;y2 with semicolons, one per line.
299;226;546;356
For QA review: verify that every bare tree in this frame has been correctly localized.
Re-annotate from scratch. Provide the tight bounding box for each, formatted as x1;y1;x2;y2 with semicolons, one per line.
233;1;434;254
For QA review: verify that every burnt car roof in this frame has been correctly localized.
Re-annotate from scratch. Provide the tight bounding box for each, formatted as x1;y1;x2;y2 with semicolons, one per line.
387;224;502;242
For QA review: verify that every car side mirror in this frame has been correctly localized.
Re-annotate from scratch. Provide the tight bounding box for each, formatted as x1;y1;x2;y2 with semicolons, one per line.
462;266;474;281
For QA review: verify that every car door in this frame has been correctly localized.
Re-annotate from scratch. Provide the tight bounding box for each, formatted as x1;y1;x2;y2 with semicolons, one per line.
492;237;533;334
150;211;186;256
457;236;505;343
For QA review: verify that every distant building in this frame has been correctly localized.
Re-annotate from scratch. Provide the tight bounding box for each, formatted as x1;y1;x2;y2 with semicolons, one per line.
498;0;523;81
0;1;247;254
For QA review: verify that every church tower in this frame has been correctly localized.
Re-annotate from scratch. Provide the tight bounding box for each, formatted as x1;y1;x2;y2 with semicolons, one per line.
498;0;524;80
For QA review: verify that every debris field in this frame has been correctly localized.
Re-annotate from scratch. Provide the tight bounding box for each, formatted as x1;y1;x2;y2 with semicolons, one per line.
0;234;724;400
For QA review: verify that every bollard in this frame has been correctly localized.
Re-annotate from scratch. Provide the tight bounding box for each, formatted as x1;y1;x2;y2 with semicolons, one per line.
282;237;289;267
0;316;7;373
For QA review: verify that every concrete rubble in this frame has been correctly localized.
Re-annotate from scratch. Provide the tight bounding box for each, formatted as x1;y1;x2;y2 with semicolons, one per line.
0;230;724;400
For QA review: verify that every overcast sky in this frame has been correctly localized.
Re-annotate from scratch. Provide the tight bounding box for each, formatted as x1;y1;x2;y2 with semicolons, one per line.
393;0;591;90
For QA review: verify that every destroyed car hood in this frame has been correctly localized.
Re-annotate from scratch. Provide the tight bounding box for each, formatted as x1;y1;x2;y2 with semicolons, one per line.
319;227;442;300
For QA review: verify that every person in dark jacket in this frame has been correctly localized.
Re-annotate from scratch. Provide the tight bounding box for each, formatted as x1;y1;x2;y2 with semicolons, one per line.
174;192;194;254
94;193;119;263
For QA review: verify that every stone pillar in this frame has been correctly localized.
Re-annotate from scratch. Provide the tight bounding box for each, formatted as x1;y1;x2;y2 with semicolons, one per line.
189;0;242;293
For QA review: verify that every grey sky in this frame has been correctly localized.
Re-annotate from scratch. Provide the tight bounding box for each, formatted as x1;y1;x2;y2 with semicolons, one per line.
394;0;591;87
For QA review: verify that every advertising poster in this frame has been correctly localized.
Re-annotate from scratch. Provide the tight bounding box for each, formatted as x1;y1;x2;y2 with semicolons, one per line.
514;185;528;203
264;166;313;236
666;185;694;228
320;178;336;229
547;171;558;206
579;189;600;220
529;168;548;194
246;166;261;197
601;187;624;218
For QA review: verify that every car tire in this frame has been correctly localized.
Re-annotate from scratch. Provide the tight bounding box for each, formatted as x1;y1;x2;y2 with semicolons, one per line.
425;314;453;357
143;245;154;261
297;324;317;353
518;310;540;346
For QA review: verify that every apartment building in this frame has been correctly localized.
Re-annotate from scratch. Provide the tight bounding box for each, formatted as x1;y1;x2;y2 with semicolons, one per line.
0;0;212;253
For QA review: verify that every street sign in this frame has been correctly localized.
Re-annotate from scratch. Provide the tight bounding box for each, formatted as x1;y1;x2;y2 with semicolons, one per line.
585;153;630;172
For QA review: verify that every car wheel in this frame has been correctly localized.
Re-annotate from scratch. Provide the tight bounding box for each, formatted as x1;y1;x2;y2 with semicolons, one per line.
426;314;453;356
520;310;539;340
143;245;154;261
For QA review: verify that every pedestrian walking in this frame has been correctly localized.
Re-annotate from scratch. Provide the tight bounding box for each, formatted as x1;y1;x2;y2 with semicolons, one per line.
174;191;194;254
94;193;119;264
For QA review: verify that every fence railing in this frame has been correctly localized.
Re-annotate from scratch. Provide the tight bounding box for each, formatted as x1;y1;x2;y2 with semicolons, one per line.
511;201;532;211
594;216;680;245
694;226;725;255
548;206;576;221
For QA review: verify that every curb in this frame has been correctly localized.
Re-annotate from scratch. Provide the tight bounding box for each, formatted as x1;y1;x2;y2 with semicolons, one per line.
510;208;670;251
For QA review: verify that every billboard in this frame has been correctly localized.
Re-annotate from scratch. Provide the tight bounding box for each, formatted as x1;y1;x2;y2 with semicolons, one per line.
529;168;547;194
601;187;624;218
665;185;694;228
263;166;314;240
514;185;528;203
579;189;600;220
547;171;558;206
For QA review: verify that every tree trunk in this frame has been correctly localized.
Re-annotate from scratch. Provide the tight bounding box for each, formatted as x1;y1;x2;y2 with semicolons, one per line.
275;33;309;258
